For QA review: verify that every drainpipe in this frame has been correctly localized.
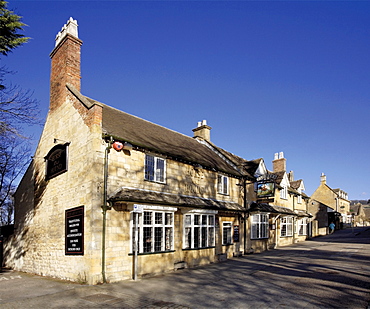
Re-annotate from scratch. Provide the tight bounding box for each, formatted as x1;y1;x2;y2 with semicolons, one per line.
102;136;113;283
243;177;248;255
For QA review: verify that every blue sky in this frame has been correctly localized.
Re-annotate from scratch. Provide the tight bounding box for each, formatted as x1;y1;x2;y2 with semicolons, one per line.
3;0;370;200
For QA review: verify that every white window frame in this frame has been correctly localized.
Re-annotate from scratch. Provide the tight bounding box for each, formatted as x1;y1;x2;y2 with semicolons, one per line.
144;154;166;183
131;205;176;254
222;222;233;245
297;218;307;236
280;185;288;200
281;217;293;237
183;210;217;249
251;213;269;239
217;174;229;195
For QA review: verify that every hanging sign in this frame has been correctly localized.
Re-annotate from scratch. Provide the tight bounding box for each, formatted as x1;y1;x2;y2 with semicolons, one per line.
65;206;84;255
257;182;275;198
45;143;69;180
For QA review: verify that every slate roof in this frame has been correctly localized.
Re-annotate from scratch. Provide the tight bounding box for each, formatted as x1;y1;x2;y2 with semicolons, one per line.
248;202;297;216
67;84;243;177
110;187;244;211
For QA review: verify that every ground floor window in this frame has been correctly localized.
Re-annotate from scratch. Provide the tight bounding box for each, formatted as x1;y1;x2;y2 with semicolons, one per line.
131;205;176;254
222;222;232;245
281;217;293;237
251;213;269;239
297;218;308;236
183;211;216;249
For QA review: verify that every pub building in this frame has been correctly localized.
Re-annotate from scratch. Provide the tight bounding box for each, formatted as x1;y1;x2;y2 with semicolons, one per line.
4;18;311;284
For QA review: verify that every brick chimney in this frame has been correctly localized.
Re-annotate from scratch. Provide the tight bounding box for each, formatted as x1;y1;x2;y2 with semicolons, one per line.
49;18;83;112
272;152;286;173
192;120;211;141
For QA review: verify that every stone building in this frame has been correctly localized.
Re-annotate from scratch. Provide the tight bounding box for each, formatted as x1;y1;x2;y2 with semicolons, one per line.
310;173;350;233
4;18;259;284
237;152;311;252
4;18;319;285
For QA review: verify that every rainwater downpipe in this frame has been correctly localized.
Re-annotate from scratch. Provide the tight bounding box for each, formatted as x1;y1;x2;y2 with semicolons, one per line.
102;136;113;283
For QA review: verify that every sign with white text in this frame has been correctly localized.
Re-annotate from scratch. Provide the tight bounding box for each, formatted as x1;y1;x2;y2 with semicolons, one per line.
65;206;84;255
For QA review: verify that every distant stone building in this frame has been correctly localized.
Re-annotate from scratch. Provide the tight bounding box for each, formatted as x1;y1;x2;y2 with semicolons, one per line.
310;173;350;234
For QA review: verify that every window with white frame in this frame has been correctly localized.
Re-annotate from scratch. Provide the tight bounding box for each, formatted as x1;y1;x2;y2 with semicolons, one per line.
251;213;269;239
145;154;166;183
280;185;288;200
297;218;307;236
217;174;229;195
131;207;175;254
184;212;216;249
222;222;232;245
281;217;293;237
297;188;302;204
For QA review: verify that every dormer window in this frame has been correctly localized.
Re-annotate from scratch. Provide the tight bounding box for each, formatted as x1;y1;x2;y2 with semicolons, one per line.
145;154;166;183
280;185;288;200
297;188;302;204
217;174;229;195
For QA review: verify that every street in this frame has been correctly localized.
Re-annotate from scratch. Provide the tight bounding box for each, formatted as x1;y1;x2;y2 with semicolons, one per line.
1;227;369;308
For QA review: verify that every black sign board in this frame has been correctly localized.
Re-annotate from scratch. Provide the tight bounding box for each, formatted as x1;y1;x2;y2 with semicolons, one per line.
65;206;84;255
45;143;69;180
233;225;239;243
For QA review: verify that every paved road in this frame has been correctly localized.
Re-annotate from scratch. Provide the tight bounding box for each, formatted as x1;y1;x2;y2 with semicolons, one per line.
1;227;369;308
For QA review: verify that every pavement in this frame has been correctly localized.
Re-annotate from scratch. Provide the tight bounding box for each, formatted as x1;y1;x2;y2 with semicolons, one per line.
1;226;369;308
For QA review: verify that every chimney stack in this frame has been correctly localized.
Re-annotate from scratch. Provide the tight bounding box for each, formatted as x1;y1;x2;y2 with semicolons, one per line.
272;152;286;173
49;18;83;112
320;172;327;184
193;120;212;141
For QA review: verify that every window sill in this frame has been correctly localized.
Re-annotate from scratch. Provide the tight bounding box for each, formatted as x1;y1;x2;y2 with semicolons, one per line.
129;250;175;256
182;246;215;251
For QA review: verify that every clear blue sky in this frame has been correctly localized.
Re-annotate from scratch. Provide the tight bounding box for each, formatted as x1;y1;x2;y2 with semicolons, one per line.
3;0;370;200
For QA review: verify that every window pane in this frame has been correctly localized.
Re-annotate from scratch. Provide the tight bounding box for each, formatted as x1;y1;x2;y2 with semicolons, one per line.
194;215;200;225
185;227;191;249
201;227;207;247
202;215;207;225
156;158;165;182
208;215;214;225
154;227;162;252
165;213;173;225
208;227;214;246
165;227;172;250
143;211;152;225
155;212;163;224
223;176;228;194
145;155;155;181
143;227;152;252
185;215;191;226
194;227;200;248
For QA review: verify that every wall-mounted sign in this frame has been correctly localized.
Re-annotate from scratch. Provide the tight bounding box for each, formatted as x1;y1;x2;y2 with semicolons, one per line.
257;182;275;198
233;225;239;243
45;143;69;180
65;206;84;255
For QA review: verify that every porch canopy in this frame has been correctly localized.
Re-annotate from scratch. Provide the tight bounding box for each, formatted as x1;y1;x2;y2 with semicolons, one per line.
109;187;245;212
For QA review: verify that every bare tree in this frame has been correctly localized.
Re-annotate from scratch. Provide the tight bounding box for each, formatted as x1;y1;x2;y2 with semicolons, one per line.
0;135;31;225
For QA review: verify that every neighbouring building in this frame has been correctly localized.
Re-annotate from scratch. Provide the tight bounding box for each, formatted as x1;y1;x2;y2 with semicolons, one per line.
310;173;350;233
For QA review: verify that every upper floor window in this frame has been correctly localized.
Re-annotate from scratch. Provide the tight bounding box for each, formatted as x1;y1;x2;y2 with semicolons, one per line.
280;185;288;200
145;154;166;183
217;174;229;195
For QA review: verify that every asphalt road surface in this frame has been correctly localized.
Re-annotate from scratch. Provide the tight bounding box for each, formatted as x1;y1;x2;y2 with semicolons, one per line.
1;226;369;308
